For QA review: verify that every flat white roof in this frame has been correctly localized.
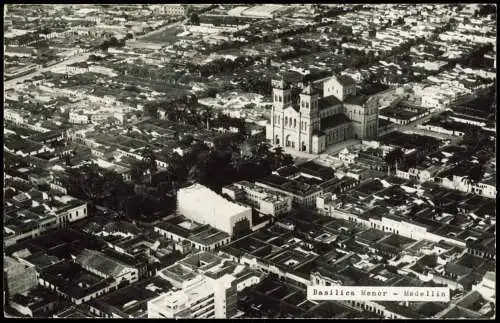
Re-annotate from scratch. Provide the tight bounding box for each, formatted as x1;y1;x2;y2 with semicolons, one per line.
179;184;251;219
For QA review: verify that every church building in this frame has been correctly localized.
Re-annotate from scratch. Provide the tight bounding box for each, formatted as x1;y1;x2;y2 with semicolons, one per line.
266;75;379;154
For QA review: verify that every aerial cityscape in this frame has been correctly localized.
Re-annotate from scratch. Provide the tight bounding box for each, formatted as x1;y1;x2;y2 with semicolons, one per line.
3;3;496;319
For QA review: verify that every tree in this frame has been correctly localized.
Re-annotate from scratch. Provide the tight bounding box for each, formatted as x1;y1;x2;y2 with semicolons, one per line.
468;164;485;183
283;154;294;167
384;147;405;175
130;161;148;184
156;181;171;197
256;142;271;157
142;146;158;174
189;13;200;26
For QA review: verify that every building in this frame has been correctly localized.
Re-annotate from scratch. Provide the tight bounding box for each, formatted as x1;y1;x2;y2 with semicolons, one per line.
222;181;292;217
69;112;90;124
161;4;186;16
4;195;88;247
38;260;119;306
154;215;231;252
148;252;263;318
326;204;466;248
266;75;379;154
147;274;235;318
177;184;252;236
4;108;29;124
75;249;140;284
396;165;441;183
255;175;323;207
4;256;38;298
472;272;495;303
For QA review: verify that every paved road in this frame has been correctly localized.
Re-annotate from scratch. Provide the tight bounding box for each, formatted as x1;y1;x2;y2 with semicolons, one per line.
136;19;184;42
279;138;362;166
4;52;92;90
380;108;464;144
379;108;445;136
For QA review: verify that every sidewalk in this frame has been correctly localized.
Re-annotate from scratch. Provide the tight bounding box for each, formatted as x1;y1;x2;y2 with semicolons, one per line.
323;139;362;155
277;138;363;165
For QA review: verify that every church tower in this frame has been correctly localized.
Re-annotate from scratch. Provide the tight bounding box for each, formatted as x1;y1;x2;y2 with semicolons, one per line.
298;84;319;152
269;78;291;146
361;98;379;139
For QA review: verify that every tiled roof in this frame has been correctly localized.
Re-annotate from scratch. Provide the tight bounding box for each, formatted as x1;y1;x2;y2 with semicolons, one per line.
320;113;351;129
336;75;356;86
318;96;342;110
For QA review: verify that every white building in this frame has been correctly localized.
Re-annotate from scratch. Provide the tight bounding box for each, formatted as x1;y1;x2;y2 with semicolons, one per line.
222;181;292;217
395;165;441;183
75;248;139;284
326;206;466;248
434;174;496;199
4;199;88;247
4;108;28;124
266;75;378;154
472;272;495;303
148;252;263;318
161;4;186;16
69;112;90;124
148;274;235;319
177;184;252;236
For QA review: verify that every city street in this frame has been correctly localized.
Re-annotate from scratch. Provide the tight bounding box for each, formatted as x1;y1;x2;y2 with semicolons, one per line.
4;52;92;90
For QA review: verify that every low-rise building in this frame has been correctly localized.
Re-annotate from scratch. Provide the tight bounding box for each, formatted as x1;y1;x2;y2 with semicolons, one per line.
4;193;88;247
38;260;120;305
4;256;38;298
472;272;495;303
154;215;231;252
255;175;323;207
75;248;140;284
222;181;292;217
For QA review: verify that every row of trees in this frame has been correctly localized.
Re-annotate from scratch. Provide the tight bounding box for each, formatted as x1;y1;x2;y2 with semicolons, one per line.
98;36;126;51
185;55;258;78
65;154;177;222
126;135;293;197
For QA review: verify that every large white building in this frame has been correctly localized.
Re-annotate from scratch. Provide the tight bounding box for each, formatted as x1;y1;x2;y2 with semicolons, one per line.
158;4;186;16
148;252;264;318
177;184;252;236
148;274;235;319
222;181;292;217
266;75;379;154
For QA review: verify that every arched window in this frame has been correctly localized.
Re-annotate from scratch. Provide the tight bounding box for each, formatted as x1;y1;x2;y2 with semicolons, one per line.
285;116;288;126
306;101;310;108
294;119;297;128
279;96;282;102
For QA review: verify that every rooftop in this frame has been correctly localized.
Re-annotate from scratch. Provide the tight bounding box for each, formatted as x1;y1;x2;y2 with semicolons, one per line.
257;175;322;197
178;184;251;219
320;113;351;129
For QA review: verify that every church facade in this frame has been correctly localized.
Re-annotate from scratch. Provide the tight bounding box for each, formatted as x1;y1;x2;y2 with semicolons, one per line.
266;75;379;154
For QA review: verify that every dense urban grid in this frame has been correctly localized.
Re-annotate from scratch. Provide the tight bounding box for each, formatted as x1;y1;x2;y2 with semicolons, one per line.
3;4;496;319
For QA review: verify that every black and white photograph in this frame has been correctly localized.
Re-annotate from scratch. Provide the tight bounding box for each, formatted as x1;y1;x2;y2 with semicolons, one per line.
3;3;496;319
